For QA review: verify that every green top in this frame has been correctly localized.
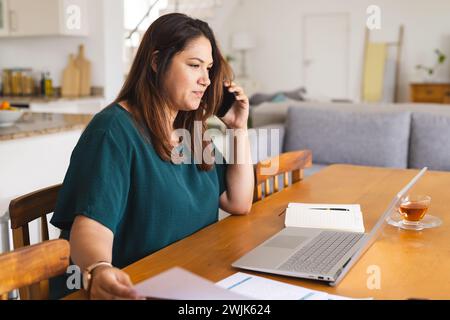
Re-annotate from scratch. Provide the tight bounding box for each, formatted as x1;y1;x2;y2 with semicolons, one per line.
49;103;227;299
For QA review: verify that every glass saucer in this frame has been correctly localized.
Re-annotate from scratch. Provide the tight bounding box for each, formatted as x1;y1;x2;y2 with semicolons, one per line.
387;212;442;231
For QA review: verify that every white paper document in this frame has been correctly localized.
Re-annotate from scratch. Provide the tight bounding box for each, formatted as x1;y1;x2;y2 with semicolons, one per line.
216;272;327;300
285;203;365;233
134;267;372;300
216;272;372;300
134;267;250;300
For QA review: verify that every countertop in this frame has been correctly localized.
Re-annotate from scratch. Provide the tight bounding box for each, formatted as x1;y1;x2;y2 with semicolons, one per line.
0;112;93;141
1;95;104;104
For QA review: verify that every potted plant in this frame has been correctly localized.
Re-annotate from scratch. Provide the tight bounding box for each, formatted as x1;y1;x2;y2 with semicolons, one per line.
416;49;447;82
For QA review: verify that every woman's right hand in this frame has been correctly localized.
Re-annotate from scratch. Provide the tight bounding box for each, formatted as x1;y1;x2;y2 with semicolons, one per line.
89;265;139;300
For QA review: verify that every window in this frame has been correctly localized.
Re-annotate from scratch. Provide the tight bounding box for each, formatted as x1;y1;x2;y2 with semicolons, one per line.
123;0;168;73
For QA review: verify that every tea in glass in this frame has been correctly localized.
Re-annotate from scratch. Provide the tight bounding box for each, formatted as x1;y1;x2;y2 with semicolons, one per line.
399;195;431;223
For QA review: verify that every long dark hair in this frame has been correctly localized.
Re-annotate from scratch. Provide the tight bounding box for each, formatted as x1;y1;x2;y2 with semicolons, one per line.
115;13;233;171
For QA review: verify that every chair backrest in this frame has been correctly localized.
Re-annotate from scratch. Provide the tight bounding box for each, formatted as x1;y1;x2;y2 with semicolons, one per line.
8;184;62;299
0;239;70;299
253;150;312;202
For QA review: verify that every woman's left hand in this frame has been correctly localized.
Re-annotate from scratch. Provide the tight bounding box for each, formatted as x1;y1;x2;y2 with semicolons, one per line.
220;81;250;130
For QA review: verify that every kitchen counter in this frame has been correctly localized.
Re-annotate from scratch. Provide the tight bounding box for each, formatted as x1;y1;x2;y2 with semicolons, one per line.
0;95;104;104
1;112;93;253
0;112;93;141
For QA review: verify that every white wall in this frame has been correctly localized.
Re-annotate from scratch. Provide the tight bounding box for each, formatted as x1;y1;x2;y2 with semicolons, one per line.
206;0;238;56
220;0;450;102
0;0;124;102
103;0;126;101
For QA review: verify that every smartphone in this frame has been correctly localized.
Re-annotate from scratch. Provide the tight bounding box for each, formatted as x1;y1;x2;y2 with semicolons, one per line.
216;86;236;118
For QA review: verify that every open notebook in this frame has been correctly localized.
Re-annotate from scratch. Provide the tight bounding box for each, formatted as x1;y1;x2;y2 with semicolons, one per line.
285;203;365;233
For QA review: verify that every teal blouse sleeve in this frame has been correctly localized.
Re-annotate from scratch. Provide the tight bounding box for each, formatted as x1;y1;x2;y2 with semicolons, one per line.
51;129;130;234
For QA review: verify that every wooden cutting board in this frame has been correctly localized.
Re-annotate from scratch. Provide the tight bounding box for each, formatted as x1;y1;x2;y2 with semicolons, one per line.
75;44;91;96
61;54;80;98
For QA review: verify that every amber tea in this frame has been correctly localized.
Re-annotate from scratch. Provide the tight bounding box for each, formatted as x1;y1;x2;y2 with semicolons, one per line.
399;202;429;221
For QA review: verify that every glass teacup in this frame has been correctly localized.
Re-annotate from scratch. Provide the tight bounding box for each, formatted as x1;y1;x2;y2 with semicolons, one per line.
398;195;431;225
387;194;441;231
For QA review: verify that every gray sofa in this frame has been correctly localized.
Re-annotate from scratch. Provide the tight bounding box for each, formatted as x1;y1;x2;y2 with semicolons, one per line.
249;102;450;177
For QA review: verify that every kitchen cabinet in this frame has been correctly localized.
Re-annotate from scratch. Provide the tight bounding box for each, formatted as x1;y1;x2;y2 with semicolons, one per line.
0;0;9;36
0;0;88;37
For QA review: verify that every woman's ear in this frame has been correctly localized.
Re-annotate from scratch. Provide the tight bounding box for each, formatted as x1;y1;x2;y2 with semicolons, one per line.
151;51;159;73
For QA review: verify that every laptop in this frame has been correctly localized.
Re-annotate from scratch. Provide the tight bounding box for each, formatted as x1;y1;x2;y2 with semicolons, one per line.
232;167;428;286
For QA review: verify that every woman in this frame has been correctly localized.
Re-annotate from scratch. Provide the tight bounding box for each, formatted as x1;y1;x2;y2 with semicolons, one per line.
50;13;254;299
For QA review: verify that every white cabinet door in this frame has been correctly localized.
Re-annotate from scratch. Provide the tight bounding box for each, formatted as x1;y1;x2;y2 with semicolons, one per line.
0;0;9;35
1;0;87;37
8;0;60;36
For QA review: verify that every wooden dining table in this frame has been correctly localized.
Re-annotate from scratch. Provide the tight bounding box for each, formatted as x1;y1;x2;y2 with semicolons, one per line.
66;164;450;300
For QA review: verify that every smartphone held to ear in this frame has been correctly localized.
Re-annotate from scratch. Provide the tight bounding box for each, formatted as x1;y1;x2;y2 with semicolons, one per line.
216;86;236;118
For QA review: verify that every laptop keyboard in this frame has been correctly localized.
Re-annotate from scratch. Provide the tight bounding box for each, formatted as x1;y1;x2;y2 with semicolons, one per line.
278;231;364;275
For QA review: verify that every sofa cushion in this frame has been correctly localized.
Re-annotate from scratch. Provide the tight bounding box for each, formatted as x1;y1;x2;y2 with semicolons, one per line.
409;112;450;171
250;101;358;128
283;87;307;101
249;87;306;106
249;92;278;106
250;100;296;127
284;106;411;168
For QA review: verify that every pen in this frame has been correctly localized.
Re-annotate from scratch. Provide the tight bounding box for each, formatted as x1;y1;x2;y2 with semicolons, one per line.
309;208;350;211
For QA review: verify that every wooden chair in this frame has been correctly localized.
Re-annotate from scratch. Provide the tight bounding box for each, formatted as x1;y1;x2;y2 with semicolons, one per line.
253;150;312;202
0;239;70;300
8;184;62;299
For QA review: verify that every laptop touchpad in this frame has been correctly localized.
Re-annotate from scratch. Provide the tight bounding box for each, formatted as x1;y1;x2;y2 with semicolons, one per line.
263;235;308;249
